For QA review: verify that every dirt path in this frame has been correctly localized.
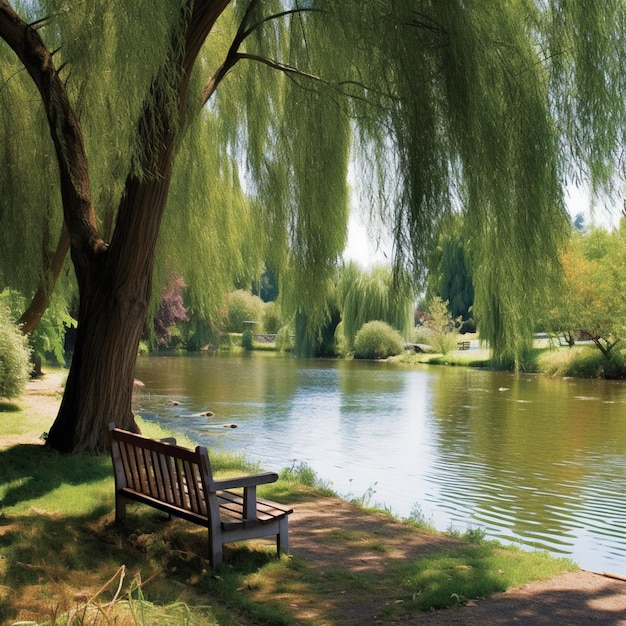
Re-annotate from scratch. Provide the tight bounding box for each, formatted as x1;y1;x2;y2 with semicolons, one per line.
289;499;626;624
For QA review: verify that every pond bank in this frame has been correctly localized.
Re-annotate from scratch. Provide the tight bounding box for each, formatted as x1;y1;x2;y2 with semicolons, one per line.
1;369;624;624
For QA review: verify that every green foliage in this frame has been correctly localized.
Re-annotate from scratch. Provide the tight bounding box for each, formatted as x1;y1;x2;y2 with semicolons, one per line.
426;296;460;356
274;325;295;352
353;321;406;360
279;461;334;496
183;317;219;352
262;301;282;334
0;289;74;367
223;290;264;333
340;264;414;350
428;217;474;321
31;295;76;365
404;503;436;532
538;346;626;379
0;302;31;399
544;225;626;358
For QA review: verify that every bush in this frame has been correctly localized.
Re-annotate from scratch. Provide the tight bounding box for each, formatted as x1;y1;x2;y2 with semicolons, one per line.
0;303;32;399
262;301;282;333
0;288;75;368
538;346;626;379
241;329;254;350
353;321;405;359
224;290;264;333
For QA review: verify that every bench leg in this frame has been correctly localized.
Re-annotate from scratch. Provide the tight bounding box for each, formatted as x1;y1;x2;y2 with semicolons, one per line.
115;493;127;523
277;517;289;555
208;530;222;568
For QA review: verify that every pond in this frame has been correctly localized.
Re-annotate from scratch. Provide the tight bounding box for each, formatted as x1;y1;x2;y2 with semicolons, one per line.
133;352;626;575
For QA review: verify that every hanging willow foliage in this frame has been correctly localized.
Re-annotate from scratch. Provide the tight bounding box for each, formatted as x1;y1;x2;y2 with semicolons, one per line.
3;0;626;370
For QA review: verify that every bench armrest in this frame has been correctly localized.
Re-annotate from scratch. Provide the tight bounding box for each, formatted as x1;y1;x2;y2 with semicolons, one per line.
212;472;279;521
210;471;278;491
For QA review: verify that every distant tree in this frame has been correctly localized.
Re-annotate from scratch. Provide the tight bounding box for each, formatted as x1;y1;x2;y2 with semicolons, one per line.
428;218;474;322
340;264;414;350
546;226;626;357
425;296;460;355
572;212;586;234
153;275;189;348
253;265;279;303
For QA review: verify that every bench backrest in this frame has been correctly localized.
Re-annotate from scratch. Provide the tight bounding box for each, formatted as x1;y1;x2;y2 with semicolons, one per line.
109;425;216;519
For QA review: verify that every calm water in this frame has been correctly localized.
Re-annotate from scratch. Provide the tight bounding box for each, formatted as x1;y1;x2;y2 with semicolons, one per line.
133;352;626;574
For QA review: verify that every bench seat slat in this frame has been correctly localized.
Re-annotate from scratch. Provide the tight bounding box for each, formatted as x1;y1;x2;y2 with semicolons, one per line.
217;490;293;518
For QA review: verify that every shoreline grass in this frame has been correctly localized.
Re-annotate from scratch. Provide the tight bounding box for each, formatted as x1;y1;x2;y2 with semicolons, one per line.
0;366;577;625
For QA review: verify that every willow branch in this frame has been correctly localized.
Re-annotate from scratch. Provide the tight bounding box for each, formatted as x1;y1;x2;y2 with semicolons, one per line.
19;225;71;334
0;0;104;262
199;3;319;106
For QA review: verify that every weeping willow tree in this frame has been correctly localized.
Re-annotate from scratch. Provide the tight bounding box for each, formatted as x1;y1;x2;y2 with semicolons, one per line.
340;263;414;350
2;1;625;452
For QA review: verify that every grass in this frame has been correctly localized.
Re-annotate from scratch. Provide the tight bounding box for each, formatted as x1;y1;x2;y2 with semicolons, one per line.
381;540;573;618
0;366;578;625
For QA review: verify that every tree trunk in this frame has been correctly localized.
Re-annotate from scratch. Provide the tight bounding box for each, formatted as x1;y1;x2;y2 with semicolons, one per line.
46;147;176;451
46;275;147;453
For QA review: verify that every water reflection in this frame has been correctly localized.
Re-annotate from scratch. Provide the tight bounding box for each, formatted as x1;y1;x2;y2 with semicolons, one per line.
133;353;626;574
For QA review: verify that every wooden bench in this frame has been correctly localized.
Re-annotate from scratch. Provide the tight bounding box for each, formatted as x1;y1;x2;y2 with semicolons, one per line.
108;423;292;567
457;340;470;350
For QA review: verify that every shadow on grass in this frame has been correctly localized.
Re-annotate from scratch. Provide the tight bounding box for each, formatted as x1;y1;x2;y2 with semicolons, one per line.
408;572;626;626
0;503;286;625
0;401;20;412
0;443;111;508
0;442;294;623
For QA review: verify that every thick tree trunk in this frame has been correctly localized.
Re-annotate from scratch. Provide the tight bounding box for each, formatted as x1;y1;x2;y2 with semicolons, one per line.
46;166;174;453
46;276;147;453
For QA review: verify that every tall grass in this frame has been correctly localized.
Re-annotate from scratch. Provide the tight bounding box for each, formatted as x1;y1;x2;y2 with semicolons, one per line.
538;345;626;378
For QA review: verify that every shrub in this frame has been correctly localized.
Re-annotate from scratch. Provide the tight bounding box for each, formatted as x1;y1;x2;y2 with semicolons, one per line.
262;301;282;333
538;346;626;379
0;303;32;399
224;290;264;333
354;320;405;359
0;288;75;368
241;329;254;350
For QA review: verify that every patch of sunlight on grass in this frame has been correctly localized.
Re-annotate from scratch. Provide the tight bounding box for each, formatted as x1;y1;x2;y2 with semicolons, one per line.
381;541;577;619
